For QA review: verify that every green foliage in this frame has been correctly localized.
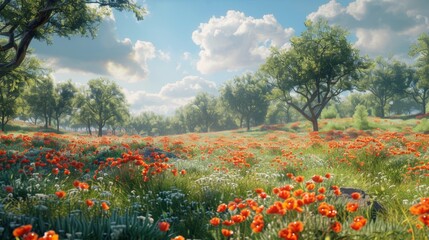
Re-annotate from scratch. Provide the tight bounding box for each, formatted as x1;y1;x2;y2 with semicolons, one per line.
0;0;145;77
221;72;271;131
414;119;429;132
321;105;339;119
359;57;413;117
261;19;368;131
353;104;370;130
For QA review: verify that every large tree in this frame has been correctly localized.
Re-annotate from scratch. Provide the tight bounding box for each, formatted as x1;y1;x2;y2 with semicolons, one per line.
360;57;412;117
83;78;128;137
0;54;44;131
221;72;270;131
24;75;55;128
0;0;144;78
191;93;219;133
261;19;367;131
52;80;77;133
409;33;429;114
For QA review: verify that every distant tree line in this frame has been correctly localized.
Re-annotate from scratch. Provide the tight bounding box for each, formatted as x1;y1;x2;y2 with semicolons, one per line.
1;18;429;135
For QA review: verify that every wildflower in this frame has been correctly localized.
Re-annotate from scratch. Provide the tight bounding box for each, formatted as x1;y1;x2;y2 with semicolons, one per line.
55;190;66;199
351;192;361;200
101;202;110;211
86;199;94;208
325;173;331;179
318;202;337;218
38;230;59;240
180;169;186;175
13;224;32;237
250;214;264;233
418;214;429;227
346;202;359;212
222;220;234;226
64;169;70;175
306;183;315;191
240;209;251;218
52;168;59;175
221;229;233;237
22;232;38;240
217;203;227;212
311;175;323;183
288;221;304;233
318;187;326;194
316;194;325;201
278;227;298;240
255;188;264;194
4;185;13;193
259;192;268;199
350;216;367;231
171;236;185;240
158;221;170;232
210;217;221;226
331;221;342;233
294;176;304;183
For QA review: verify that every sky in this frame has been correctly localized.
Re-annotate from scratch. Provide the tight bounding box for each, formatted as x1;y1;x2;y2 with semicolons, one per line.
32;0;429;116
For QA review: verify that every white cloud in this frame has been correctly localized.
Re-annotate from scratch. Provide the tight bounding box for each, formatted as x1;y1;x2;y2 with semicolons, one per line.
192;10;294;74
307;0;429;59
124;75;217;115
34;18;166;83
307;0;345;21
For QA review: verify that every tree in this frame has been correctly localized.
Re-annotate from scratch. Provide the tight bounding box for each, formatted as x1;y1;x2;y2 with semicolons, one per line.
0;0;144;78
221;73;271;131
83;78;128;137
51;80;77;133
0;55;44;131
262;19;367;131
409;33;429;114
359;57;412;117
73;88;94;135
24;75;55;128
191;93;219;132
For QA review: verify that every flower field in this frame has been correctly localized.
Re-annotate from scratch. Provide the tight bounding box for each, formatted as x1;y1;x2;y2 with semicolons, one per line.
2;120;429;239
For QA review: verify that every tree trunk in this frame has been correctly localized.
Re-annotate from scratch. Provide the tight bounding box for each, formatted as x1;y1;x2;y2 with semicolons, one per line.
1;114;5;132
311;117;319;132
246;116;251;131
98;124;103;137
44;115;49;128
56;117;60;133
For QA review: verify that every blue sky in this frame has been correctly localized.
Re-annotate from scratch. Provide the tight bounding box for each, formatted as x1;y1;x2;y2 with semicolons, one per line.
33;0;429;115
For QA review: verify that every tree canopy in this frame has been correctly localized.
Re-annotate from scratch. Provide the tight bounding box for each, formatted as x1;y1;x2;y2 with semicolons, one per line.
0;0;144;77
261;19;368;131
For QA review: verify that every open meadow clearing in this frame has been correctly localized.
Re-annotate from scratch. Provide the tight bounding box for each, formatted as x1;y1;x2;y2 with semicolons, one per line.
1;118;429;239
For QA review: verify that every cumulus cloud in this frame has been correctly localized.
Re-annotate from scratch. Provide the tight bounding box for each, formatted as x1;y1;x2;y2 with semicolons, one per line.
33;18;162;83
307;0;429;58
192;10;294;74
124;75;217;115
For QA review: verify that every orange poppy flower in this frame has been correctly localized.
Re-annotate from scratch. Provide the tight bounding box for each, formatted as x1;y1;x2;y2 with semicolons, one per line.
4;185;13;193
55;190;66;199
278;227;298;240
311;175;323;183
351;192;361;200
231;214;245;223
39;230;59;240
250;214;264;233
86;199;94;207
221;229;233;237
158;221;170;232
350;216;367;231
101;202;110;211
331;221;342;233
255;188;264;194
346;202;359;212
217;203;227;212
171;236;185;240
13;224;32;237
294;176;304;183
318;187;326;194
22;231;38;240
240;209;251;218
419;214;429;227
288;221;304;233
222;220;234;226
210;217;221;226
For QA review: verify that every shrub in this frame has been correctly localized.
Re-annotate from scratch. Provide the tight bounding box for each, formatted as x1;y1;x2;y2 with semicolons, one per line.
321;105;339;119
353;105;369;130
414;118;429;132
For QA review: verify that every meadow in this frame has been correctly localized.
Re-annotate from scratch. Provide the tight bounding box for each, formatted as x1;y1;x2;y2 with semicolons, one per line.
2;117;429;240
